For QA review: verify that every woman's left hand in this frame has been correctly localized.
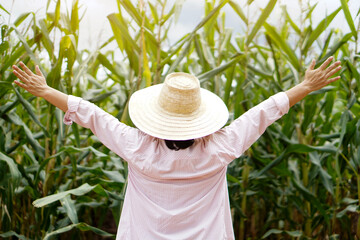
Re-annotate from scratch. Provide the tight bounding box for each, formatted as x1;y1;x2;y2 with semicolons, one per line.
12;62;50;98
12;62;69;112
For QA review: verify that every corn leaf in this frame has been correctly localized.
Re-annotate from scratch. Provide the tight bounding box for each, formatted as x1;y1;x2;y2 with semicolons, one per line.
107;13;140;71
264;22;300;70
0;81;13;89
38;19;54;60
70;0;79;35
252;151;286;178
318;30;333;60
262;229;303;239
165;35;193;74
13;87;49;137
340;0;357;40
336;204;358;218
223;65;235;107
70;165;125;183
60;35;76;68
246;0;277;46
281;5;300;34
43;223;114;240
54;0;61;27
166;0;230;74
291;177;329;225
60;195;79;224
0;4;10;14
262;229;283;239
198;54;244;82
47;146;109;160
107;13;125;51
7;112;45;157
141;26;152;87
2;44;25;72
229;0;247;24
0;151;21;182
118;0;143;28
316;32;352;66
13;12;32;27
97;53;125;84
148;2;159;25
302;7;341;54
11;25;42;69
33;183;105;207
0;231;27;240
87;89;118;103
192;0;230;33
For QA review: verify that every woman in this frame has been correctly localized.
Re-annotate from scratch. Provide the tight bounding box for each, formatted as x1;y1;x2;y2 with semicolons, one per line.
13;57;341;239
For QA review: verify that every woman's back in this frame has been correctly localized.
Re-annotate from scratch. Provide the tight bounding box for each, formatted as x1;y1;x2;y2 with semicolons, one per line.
117;136;234;239
64;91;289;240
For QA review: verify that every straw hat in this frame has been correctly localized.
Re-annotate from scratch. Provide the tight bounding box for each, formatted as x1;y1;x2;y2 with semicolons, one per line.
128;72;229;140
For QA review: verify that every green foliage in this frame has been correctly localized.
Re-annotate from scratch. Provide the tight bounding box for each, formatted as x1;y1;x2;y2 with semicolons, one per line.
1;0;360;239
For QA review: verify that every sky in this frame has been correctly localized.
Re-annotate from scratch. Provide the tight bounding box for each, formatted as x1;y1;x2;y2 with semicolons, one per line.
1;0;360;52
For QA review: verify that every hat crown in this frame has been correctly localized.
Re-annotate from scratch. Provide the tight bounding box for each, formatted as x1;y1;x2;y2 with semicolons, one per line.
158;73;201;114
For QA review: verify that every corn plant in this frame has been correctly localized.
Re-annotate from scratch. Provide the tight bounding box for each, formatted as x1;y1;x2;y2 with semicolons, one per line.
1;1;124;239
1;0;360;239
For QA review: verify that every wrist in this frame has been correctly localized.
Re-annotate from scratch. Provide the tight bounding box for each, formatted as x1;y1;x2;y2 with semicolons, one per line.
298;82;313;94
39;85;53;98
39;86;69;112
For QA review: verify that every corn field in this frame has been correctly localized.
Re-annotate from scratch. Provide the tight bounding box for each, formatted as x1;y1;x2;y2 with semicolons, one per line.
1;0;360;239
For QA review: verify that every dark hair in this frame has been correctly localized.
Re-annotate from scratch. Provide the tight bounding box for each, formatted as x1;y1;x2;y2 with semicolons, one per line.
165;139;195;151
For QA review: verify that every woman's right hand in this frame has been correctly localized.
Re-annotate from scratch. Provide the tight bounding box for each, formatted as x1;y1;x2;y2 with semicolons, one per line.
285;56;342;107
301;56;342;93
12;62;50;98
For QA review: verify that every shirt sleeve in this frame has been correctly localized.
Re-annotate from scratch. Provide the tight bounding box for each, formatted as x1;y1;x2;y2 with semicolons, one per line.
212;92;289;164
63;95;142;161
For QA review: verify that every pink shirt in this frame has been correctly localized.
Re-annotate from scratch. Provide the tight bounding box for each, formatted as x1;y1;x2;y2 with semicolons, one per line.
64;92;289;240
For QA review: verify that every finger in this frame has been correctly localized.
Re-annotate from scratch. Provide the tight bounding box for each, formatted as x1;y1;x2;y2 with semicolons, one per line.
14;80;28;90
307;59;316;70
19;61;34;76
12;69;30;83
319;56;334;70
12;65;30;80
327;76;341;84
35;65;44;77
326;61;341;72
326;66;342;78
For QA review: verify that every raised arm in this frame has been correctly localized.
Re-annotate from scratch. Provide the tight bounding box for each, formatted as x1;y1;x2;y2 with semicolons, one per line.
286;56;341;107
12;62;68;112
12;62;142;161
213;56;342;163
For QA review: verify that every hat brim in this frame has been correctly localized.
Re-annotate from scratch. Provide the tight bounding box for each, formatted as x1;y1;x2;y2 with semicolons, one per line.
128;84;229;140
